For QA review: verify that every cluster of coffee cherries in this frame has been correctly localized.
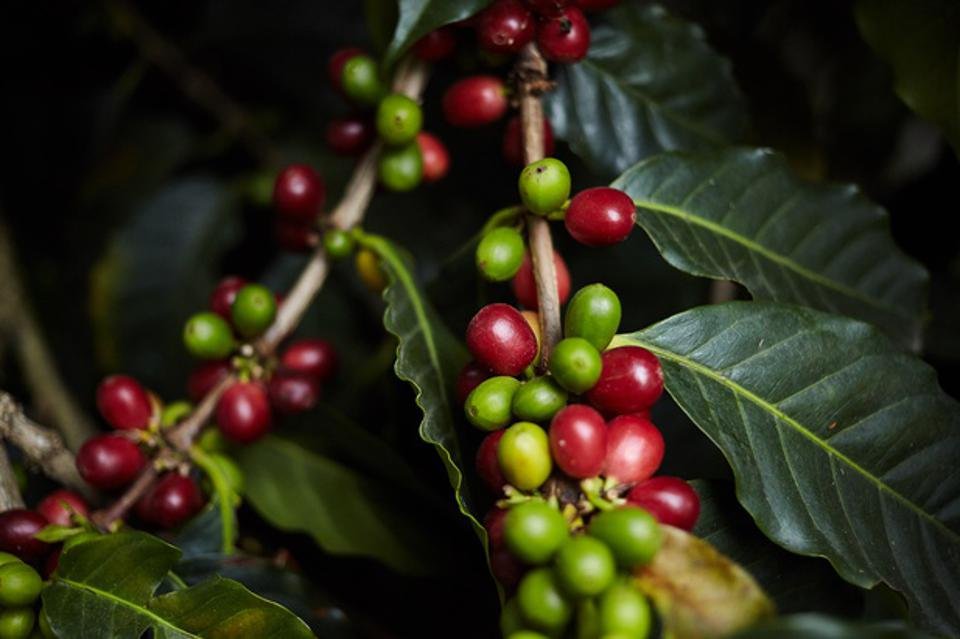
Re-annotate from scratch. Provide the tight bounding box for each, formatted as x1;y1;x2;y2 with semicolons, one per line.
0;551;46;638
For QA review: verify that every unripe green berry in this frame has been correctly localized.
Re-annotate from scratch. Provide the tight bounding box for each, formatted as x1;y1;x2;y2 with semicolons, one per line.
0;562;42;607
376;93;423;146
503;500;568;564
0;553;19;568
500;598;524;637
231;284;277;338
517;568;573;634
323;229;355;260
518;158;570;216
0;607;34;639
465;376;521;431
598;581;651;637
498;421;552;490
341;55;385;106
549;337;602;394
507;632;550;639
554;535;616;597
183;312;235;359
588;507;662;568
476;227;525;282
511;376;567;423
564;284;622;351
378;142;423;192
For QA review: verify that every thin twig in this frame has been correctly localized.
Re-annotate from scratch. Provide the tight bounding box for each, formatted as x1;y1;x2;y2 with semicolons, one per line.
709;280;738;304
0;444;25;511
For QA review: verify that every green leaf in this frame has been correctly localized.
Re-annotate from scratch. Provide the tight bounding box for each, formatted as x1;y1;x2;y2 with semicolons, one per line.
383;0;491;69
732;613;937;639
544;3;747;179
612;148;928;347
856;0;960;155
617;302;960;636
42;531;313;638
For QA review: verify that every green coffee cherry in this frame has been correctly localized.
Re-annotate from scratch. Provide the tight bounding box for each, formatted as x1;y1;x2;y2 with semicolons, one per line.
598;581;651;637
341;55;385;105
507;632;550;639
323;229;355;260
376;94;423;146
0;553;19;568
161;400;192;428
564;284;622;351
378;142;423;192
549;338;602;394
554;536;616;597
500;598;525;637
231;284;277;338
0;607;34;639
183;312;235;359
0;562;42;607
588;507;662;568
518;158;571;216
511;376;568;423
476;227;525;282
503;500;568;564
198;427;227;453
517;568;573;634
575;599;601;639
465;376;521;431
498;422;552;490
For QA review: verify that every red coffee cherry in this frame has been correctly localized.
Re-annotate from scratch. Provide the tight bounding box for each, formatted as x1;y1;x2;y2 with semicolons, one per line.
268;371;321;415
76;435;146;490
326;117;374;156
36;490;89;527
511;250;571;309
417;132;450;183
209;276;248;320
275;220;318;253
565;187;636;246
328;46;364;91
484;507;508;548
575;0;619;10
490;547;524;589
603;415;664;484
477;0;535;54
442;76;509;127
502;115;555;166
627;476;700;531
216;382;272;444
144;473;205;529
273;164;325;223
537;6;591;63
96;375;153;431
280;339;338;383
526;0;570;15
476;429;507;492
457;361;493;404
187;360;232;402
587;346;663;415
466;303;538;376
412;27;457;61
549;404;607;478
0;510;51;562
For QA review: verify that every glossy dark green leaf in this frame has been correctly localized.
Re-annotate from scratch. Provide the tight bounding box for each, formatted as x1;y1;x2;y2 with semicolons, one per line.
612;148;928;347
383;0;491;68
544;3;747;178
618;302;960;636
732;613;937;639
42;531;313;638
856;0;960;155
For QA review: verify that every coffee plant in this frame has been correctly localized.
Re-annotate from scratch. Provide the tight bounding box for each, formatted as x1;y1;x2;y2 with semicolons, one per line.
0;0;958;637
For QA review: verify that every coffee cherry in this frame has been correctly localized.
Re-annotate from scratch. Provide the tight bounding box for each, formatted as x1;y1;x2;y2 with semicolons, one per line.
268;371;320;414
341;54;385;106
328;47;364;91
442;76;508;127
586;346;663;415
209;276;247;320
76;435;146;490
476;227;525;282
500;598;525;637
491;548;524;590
627;476;701;531
323;229;356;259
465;376;521;431
485;507;508;548
376;93;423;146
512;376;568;423
598;580;651;637
275;220;317;253
230;284;277;338
588;506;661;567
477;430;507;492
526;0;570;15
516;568;572;633
565;187;636;246
280;339;338;383
355;249;388;292
378;142;423;191
146;473;205;529
0;561;42;607
412;27;457;61
498;422;552;490
416;132;450;183
183;312;235;360
326;117;373;156
554;535;616;597
549;404;606;478
0;511;49;563
273;164;325;223
576;0;620;10
537;6;591;63
512;250;571;309
503;500;567;564
564;284;621;351
36;490;88;527
216;382;272;444
0;607;34;638
518;158;571;216
96;375;153;431
604;415;664;484
161;401;192;428
549;337;602;393
0;553;19;567
466;304;538;376
503;115;554;166
187;360;231;402
456;361;492;404
477;0;535;54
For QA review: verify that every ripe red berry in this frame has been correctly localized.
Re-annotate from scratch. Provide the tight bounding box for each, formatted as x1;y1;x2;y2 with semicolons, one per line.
96;375;154;431
526;0;570;15
549;404;607;478
325;117;374;156
275;220;318;253
477;0;535;54
565;187;636;246
209;276;248;320
328;47;364;91
417;132;450;183
280;339;338;383
603;415;664;484
216;382;272;444
268;372;321;415
273;164;325;223
36;490;89;527
537;6;591;63
587;346;664;415
143;473;205;529
442;76;509;127
502;115;555;166
627;476;700;531
0;510;50;562
490;547;524;588
511;250;571;309
457;361;493;404
412;27;457;61
466;303;538;376
76;435;146;490
187;360;232;402
484;508;508;548
476;430;507;492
